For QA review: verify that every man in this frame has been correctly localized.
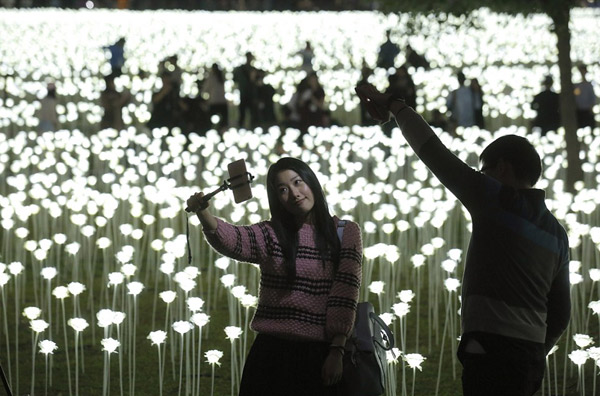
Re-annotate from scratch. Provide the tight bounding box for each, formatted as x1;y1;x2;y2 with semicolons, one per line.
355;83;571;396
233;52;259;129
531;75;561;135
376;30;400;70
447;71;480;129
574;65;597;130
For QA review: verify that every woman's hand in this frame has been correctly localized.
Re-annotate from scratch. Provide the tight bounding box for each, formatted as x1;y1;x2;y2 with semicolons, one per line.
186;192;217;231
186;192;209;213
321;348;344;387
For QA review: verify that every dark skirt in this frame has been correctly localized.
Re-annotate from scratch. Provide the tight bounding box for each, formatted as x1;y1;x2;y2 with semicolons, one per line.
239;333;339;396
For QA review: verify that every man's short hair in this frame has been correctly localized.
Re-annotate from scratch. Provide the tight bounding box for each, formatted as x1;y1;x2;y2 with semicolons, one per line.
479;135;542;186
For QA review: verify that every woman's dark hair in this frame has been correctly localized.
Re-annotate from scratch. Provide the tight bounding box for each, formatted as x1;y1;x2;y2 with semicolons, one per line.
479;135;542;186
266;157;340;278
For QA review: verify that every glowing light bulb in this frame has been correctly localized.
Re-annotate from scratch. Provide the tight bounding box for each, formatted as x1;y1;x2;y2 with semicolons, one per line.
205;350;224;366
148;330;167;346
368;281;385;295
224;326;243;341
39;340;58;355
101;338;120;354
403;353;426;371
68;317;89;332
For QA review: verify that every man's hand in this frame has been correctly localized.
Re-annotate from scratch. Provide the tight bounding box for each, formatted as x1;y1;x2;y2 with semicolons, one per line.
355;83;392;123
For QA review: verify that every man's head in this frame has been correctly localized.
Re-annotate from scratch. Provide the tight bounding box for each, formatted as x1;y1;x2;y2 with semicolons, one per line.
479;135;542;188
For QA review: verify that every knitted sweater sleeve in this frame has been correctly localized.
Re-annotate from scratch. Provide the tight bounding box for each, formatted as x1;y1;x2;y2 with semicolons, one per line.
202;217;270;265
326;220;363;338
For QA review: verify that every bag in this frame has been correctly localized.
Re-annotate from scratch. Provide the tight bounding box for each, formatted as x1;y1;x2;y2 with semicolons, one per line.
336;221;395;396
340;302;394;396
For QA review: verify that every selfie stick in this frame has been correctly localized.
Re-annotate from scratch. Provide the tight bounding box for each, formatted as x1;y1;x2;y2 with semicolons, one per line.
184;171;254;213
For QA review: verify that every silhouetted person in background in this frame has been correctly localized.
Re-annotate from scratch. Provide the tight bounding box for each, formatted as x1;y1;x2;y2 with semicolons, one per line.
202;63;229;130
356;82;570;396
105;37;126;76
447;71;480;129
405;44;429;70
386;65;416;109
297;41;314;72
357;64;377;126
182;79;210;135
574;64;597;130
531;75;561;135
148;72;184;130
233;52;258;128
255;70;276;127
297;72;329;132
376;30;400;70
470;77;485;129
38;82;58;132
100;74;131;130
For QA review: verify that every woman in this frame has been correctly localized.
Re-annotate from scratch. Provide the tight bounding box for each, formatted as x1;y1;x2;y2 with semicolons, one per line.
186;157;362;396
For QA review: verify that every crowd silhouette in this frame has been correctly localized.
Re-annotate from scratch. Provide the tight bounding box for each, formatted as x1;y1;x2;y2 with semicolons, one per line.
31;23;594;142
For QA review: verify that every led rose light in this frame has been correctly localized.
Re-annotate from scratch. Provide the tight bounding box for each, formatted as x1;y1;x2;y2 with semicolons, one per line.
158;261;174;275
392;302;410;318
410;254;426;268
67;282;86;296
121;263;137;278
403;353;426;371
441;259;457;273
65;242;80;256
148;330;167;346
23;306;42;320
397;290;415;303
231;285;247;299
589;269;600;282
52;286;70;299
159;290;177;304
240;294;258;308
379;313;394;326
224;326;243;341
368;281;385;295
183;266;199;279
215;257;230;270
191;313;210;328
172;321;194;335
8;261;24;275
39;340;58;355
101;338;120;354
386;347;401;364
574;334;594;349
447;248;462;261
97;309;115;329
186;297;204;313
30;319;49;333
108;272;125;286
68;317;89;332
205;349;224;366
220;274;236;288
127;281;144;296
40;267;57;280
444;278;461;292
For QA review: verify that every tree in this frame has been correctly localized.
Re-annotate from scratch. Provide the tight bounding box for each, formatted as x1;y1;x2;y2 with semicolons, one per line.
374;0;584;191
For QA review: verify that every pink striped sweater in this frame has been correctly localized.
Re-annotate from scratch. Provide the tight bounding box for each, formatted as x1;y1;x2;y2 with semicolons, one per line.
204;216;362;342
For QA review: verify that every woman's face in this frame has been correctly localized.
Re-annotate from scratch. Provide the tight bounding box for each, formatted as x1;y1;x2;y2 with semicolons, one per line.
274;169;315;221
